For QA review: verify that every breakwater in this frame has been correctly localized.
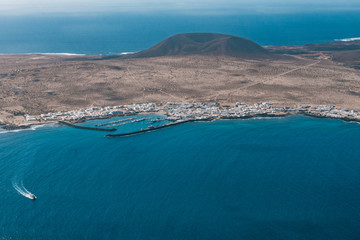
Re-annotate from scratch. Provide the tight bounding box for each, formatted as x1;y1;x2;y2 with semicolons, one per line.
105;113;339;138
106;118;214;137
58;121;117;132
109;112;355;138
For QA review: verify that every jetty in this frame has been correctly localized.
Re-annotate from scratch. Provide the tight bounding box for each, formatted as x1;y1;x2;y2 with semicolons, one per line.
106;118;213;137
95;117;137;127
58;121;117;132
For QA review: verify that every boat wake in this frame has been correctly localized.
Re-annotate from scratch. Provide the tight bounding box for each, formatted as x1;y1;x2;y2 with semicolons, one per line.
12;178;36;200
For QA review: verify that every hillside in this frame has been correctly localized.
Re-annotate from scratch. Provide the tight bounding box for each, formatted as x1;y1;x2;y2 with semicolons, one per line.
127;33;272;59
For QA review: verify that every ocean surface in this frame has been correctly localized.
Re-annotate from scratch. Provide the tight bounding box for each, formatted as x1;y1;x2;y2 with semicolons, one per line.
1;116;360;239
1;10;360;239
0;11;360;54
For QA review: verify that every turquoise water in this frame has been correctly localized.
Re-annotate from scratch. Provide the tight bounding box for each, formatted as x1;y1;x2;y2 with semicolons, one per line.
1;116;360;239
74;114;171;134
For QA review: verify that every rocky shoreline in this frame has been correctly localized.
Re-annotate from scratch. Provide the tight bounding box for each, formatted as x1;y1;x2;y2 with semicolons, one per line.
0;123;32;131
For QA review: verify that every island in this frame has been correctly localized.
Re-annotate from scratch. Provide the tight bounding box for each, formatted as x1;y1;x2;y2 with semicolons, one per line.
0;33;359;129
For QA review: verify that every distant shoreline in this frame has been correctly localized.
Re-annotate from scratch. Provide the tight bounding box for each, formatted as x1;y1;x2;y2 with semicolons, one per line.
0;37;358;56
0;36;359;56
0;52;136;56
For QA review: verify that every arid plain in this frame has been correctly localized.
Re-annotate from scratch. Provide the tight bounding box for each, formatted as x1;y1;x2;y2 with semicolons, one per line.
1;41;360;126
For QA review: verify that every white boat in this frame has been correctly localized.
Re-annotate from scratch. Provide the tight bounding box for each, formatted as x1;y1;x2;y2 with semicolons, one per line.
29;194;37;200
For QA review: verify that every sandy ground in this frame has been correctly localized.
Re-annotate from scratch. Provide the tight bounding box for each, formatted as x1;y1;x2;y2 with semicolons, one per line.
0;53;359;125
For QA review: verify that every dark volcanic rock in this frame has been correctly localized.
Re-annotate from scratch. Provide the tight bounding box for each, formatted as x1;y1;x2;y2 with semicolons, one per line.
1;124;31;130
305;41;360;51
128;33;273;59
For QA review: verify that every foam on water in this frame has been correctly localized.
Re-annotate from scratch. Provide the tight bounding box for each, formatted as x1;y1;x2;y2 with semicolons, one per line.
0;124;48;134
335;37;360;42
30;53;86;56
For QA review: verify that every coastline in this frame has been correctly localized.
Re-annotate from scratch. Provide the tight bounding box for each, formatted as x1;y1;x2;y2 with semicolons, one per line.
2;102;360;135
1;50;360;128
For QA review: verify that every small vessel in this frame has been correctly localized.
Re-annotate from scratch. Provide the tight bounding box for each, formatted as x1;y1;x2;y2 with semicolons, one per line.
12;179;37;200
29;194;37;200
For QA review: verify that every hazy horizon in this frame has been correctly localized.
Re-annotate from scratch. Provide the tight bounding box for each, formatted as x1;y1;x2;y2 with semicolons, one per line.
1;0;360;15
1;1;359;54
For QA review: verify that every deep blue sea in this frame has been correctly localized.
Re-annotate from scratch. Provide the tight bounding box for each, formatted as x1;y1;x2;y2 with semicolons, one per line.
1;11;360;239
0;11;360;54
1;116;360;239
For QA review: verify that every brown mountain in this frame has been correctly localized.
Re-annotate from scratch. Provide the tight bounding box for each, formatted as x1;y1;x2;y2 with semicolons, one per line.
126;33;273;59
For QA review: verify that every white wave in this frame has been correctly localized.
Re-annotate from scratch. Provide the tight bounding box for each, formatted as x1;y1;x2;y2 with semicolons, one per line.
12;178;36;199
0;52;86;56
335;37;360;42
0;129;28;134
36;53;86;56
119;52;135;55
0;123;51;134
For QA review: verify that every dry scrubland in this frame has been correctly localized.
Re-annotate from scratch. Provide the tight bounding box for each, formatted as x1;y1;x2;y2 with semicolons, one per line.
0;52;360;125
